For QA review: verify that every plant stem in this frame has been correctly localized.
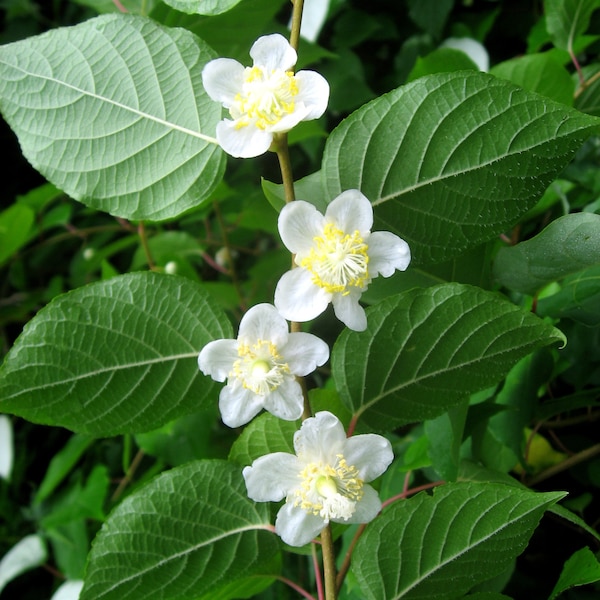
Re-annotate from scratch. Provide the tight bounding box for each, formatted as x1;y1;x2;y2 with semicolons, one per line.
274;134;312;418
321;524;337;600
527;443;600;486
289;0;305;52
275;134;296;204
138;221;155;269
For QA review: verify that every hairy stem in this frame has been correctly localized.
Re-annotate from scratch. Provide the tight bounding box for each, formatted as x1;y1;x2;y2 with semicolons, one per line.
289;0;305;52
321;524;337;600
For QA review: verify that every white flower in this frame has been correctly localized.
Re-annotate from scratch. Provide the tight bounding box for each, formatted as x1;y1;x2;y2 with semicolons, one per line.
274;190;411;331
243;411;393;547
202;33;330;158
198;304;329;428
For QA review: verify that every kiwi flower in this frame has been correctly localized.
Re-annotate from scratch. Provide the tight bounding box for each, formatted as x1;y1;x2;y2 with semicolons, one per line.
274;189;411;331
202;33;329;158
198;303;329;428
243;411;393;547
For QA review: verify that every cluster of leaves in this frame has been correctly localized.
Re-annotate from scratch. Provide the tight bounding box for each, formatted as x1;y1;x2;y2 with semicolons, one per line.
1;0;600;599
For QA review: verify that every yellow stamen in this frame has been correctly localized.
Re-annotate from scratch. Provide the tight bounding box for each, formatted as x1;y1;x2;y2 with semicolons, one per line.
293;455;364;521
232;339;290;395
300;223;370;294
232;66;299;130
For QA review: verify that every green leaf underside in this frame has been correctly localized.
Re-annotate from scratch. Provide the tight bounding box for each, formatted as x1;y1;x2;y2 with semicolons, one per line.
0;272;232;436
0;14;225;222
81;460;279;600
353;482;565;600
493;212;600;294
162;0;243;16
322;70;599;265
332;283;565;431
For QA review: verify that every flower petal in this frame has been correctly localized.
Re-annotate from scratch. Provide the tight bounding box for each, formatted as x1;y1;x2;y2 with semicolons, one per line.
216;119;273;158
341;484;382;524
294;411;346;463
201;58;246;106
237;303;289;347
275;500;325;547
368;231;411;278
332;291;367;331
243;452;301;502
219;384;263;428
295;70;330;120
344;434;394;482
326;190;373;236
198;339;238;382
263;378;305;421
274;268;331;323
269;106;310;133
250;33;297;71
281;332;329;375
278;200;325;255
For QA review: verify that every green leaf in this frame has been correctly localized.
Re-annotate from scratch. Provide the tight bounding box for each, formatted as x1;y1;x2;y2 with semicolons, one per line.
331;283;566;432
0;14;225;222
490;53;575;105
544;0;600;51
353;482;565;600
549;546;600;600
407;48;479;82
492;213;600;294
425;403;468;482
151;0;288;65
162;0;243;15
0;204;34;266
321;71;600;265
41;465;109;529
262;171;328;214
135;409;221;466
34;433;95;504
0;272;232;436
536;264;600;326
406;0;454;39
80;460;280;600
229;413;297;467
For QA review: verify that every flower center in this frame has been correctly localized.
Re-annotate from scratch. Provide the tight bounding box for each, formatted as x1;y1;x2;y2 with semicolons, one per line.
300;223;370;294
293;455;364;522
232;339;290;395
232;65;299;130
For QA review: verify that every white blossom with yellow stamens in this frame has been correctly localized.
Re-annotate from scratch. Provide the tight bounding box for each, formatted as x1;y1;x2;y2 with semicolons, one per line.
198;304;329;428
243;411;393;547
274;190;411;331
202;34;329;158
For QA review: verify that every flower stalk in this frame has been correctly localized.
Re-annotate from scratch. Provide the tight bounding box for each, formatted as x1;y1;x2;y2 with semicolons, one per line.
320;524;337;600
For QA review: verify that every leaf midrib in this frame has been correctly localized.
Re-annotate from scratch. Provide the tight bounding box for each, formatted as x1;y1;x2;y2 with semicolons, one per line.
0;60;219;145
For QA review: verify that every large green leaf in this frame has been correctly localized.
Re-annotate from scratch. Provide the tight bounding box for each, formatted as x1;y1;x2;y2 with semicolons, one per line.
493;212;600;294
544;0;600;51
0;14;225;222
353;482;565;600
81;460;280;600
331;283;565;432
322;70;599;265
0;272;232;436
